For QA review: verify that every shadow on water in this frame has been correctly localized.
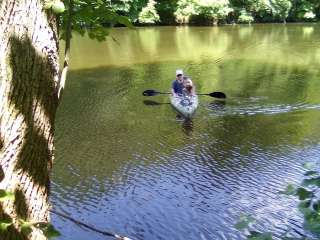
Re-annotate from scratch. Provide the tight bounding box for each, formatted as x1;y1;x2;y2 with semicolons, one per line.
143;100;170;106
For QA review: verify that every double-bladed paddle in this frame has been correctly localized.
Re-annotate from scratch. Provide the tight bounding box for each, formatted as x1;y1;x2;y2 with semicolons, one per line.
142;89;226;99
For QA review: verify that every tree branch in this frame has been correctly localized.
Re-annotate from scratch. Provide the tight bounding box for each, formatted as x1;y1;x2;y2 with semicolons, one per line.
58;0;73;99
50;209;133;240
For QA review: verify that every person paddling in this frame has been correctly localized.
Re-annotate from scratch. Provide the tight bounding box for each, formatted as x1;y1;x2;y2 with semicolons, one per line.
171;69;184;97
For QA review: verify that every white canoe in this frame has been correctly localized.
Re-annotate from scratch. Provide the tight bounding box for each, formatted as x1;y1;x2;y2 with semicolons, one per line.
170;95;198;118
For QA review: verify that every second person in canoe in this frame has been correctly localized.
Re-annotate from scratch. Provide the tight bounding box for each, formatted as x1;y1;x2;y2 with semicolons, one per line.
182;76;196;97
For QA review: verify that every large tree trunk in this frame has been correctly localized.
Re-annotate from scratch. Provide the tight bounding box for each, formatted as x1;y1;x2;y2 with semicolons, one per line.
0;0;60;239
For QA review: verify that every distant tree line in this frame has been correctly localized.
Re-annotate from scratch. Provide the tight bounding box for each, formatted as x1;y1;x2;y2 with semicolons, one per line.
107;0;320;25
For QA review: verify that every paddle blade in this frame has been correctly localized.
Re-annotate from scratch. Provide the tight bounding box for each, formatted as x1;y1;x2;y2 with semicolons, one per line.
142;90;160;96
209;92;226;99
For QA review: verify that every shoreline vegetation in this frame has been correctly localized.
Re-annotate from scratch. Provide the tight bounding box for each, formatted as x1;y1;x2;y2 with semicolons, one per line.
60;0;319;43
108;0;320;26
125;20;319;27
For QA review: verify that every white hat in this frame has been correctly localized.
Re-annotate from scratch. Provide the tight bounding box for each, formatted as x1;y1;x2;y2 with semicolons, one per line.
176;69;183;76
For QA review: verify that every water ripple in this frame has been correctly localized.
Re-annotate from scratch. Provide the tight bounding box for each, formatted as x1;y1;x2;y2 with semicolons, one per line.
207;101;320;117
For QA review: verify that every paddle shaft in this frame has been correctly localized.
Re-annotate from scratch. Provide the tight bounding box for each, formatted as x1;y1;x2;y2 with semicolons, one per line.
164;92;226;98
143;89;226;99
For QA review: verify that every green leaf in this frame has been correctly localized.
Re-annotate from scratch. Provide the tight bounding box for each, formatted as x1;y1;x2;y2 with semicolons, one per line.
295;187;313;200
302;177;320;187
20;220;32;229
117;15;134;28
298;200;311;210
19;219;33;234
298;200;313;216
304;171;319;176
0;220;12;231
34;222;61;238
0;190;15;201
312;200;320;212
52;1;65;14
234;215;255;230
304;214;320;233
279;184;296;195
44;1;54;10
303;162;316;170
42;224;61;238
248;231;273;240
87;26;110;41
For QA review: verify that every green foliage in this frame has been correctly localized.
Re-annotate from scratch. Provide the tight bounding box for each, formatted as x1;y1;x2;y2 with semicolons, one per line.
44;0;66;13
247;231;273;240
18;220;61;239
195;0;233;21
280;163;320;235
303;162;316;170
57;0;319;29
303;11;316;20
44;0;54;10
175;0;197;23
52;1;66;14
290;0;317;21
0;189;60;239
19;219;33;235
238;9;254;23
235;215;256;230
296;187;313;200
270;0;292;22
236;162;320;239
60;0;134;41
304;170;318;176
233;0;272;21
55;0;320;29
107;0;148;22
0;190;14;201
0;220;12;232
36;223;61;238
234;215;274;239
279;183;297;195
175;0;233;24
302;176;320;187
138;0;160;24
156;0;178;24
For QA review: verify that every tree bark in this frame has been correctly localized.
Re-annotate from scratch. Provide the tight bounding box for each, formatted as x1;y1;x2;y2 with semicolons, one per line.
0;0;60;239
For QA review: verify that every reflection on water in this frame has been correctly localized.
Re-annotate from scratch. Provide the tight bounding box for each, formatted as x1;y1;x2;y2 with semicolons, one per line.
143;100;170;106
181;119;194;136
53;24;320;240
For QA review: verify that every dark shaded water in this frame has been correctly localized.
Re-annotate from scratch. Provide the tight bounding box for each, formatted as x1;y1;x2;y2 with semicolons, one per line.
52;24;320;239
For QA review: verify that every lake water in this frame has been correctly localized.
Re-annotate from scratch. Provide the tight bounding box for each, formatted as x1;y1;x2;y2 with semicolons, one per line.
51;24;320;240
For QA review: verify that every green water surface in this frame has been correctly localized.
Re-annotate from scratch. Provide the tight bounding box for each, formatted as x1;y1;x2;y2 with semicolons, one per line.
52;24;320;240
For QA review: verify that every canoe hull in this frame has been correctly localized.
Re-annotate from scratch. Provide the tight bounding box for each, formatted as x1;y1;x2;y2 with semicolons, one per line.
170;95;198;118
